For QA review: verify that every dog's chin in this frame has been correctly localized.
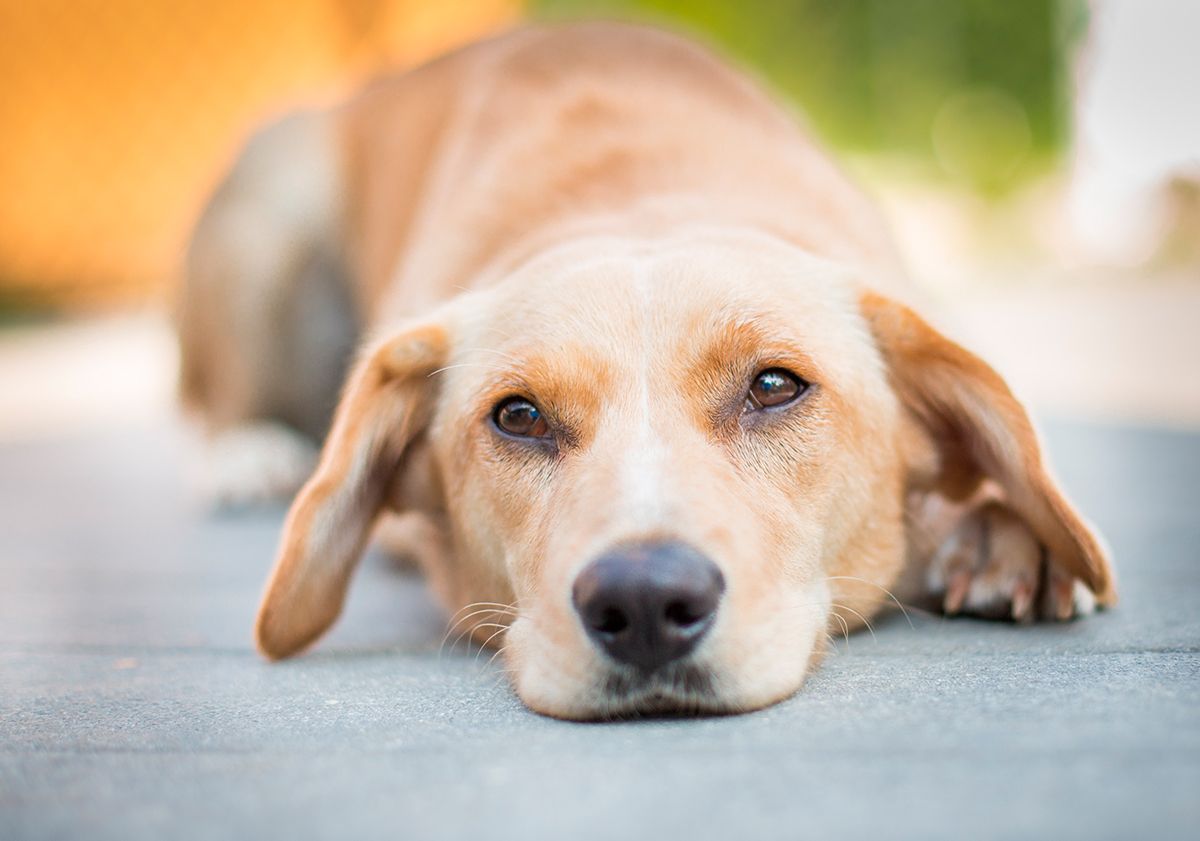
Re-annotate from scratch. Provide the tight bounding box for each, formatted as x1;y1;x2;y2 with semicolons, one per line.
591;662;732;719
516;663;724;721
514;660;805;721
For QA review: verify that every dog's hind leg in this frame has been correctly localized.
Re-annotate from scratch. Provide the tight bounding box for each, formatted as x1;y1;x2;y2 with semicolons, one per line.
177;109;359;507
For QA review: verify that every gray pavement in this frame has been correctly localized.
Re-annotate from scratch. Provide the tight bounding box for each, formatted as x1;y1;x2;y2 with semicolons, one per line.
1;420;1197;840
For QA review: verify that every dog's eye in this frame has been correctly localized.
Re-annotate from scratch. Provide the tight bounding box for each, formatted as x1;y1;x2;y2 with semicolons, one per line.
493;397;551;438
745;368;807;411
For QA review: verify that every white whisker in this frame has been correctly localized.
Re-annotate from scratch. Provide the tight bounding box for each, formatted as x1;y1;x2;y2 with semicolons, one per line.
426;361;509;378
829;609;851;652
473;626;509;663
438;602;517;657
831;602;877;643
824;575;916;629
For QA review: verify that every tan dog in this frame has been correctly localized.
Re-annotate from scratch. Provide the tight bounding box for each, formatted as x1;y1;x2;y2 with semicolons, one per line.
179;23;1116;719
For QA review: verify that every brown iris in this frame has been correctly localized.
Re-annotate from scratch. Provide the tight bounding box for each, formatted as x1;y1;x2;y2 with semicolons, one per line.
745;368;807;411
494;397;551;438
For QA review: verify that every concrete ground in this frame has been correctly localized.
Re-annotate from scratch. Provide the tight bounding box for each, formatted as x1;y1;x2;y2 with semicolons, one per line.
1;415;1198;841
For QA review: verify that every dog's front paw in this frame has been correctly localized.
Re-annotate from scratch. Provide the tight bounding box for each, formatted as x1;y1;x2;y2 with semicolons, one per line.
927;500;1096;622
199;421;318;509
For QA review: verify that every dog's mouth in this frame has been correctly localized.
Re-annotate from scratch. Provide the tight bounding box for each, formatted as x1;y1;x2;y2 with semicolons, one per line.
591;661;729;718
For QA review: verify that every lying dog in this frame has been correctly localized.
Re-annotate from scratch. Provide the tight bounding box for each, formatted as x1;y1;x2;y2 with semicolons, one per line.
179;22;1116;719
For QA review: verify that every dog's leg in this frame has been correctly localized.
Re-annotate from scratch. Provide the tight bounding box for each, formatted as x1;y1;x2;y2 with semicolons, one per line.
177;109;358;507
925;499;1097;622
197;421;319;508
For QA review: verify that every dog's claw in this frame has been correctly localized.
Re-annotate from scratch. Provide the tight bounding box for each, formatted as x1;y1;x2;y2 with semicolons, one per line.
1052;570;1074;621
943;570;971;615
1011;579;1035;623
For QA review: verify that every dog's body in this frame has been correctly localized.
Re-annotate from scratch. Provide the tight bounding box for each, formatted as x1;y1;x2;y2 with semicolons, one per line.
180;23;1115;719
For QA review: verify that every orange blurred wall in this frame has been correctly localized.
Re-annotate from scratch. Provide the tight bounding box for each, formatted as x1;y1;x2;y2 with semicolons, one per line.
0;0;520;309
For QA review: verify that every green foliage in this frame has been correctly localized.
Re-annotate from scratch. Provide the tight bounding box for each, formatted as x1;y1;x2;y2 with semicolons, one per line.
533;0;1088;193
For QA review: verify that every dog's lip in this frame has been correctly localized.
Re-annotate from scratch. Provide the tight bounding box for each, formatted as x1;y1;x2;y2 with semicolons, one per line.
591;661;727;717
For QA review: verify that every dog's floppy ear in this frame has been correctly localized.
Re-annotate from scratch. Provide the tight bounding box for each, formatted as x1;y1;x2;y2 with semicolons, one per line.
255;321;449;659
861;291;1116;605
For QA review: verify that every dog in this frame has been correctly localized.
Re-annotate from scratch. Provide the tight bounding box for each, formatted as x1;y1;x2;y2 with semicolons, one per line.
178;22;1116;719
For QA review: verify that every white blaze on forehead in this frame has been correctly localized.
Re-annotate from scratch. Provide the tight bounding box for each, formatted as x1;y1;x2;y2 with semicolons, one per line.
618;252;672;530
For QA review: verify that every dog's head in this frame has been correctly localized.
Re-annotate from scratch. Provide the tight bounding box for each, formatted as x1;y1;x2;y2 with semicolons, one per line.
254;230;1114;718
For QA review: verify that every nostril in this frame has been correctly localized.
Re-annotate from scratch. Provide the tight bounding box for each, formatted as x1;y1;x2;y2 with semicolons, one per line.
663;600;705;628
594;606;629;635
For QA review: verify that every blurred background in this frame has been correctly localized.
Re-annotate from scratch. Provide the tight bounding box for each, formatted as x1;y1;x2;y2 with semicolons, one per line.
1;0;1197;442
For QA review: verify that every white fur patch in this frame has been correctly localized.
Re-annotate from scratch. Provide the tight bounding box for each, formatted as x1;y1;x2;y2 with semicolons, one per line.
619;255;670;528
200;422;317;509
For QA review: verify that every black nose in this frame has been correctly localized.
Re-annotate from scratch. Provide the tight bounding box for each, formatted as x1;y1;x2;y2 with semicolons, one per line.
572;540;725;672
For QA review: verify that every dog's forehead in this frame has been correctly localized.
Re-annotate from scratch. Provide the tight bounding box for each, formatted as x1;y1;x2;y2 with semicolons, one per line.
470;233;870;367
